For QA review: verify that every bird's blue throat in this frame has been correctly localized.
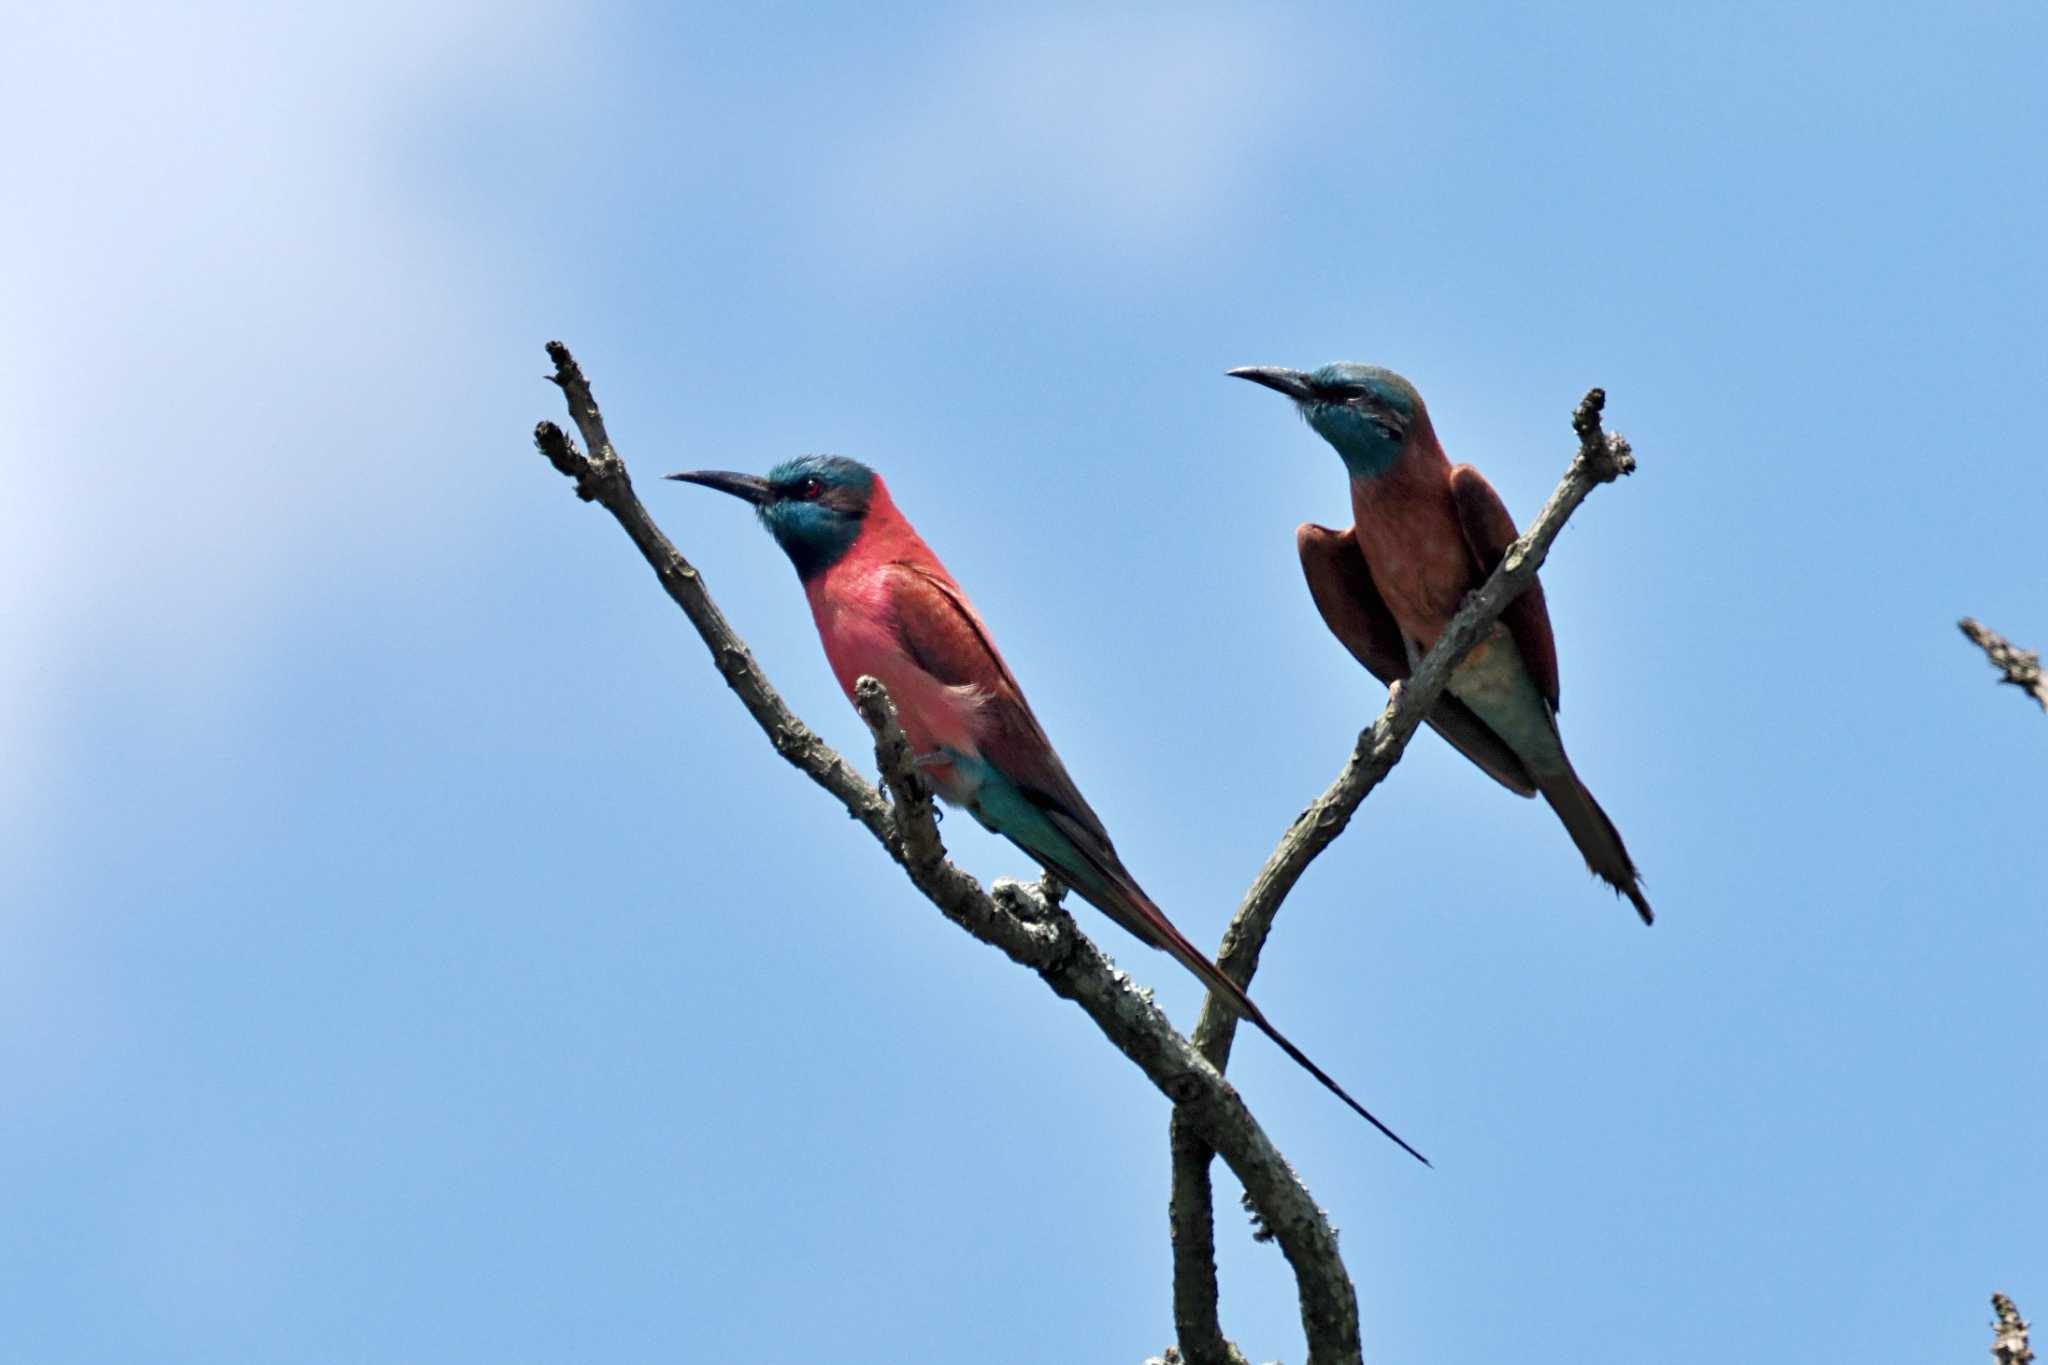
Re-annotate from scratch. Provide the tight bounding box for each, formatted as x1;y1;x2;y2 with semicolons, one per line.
762;501;863;578
1304;402;1404;480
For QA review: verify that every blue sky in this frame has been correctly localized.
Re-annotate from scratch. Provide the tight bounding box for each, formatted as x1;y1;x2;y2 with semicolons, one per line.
6;2;2044;1361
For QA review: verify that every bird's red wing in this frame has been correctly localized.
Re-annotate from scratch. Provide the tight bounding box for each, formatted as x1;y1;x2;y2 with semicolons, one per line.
1297;523;1412;686
889;564;1435;1158
1299;523;1537;798
1448;464;1561;711
882;562;1115;845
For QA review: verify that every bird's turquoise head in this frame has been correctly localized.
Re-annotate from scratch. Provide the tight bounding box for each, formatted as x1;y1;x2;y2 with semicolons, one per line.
1228;362;1424;479
667;454;878;580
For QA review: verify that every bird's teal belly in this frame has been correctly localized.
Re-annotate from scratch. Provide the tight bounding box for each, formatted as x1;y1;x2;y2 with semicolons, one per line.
1445;624;1567;775
919;746;981;810
931;748;1113;901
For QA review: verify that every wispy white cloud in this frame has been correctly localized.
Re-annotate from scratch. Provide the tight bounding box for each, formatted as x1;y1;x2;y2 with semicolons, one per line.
0;2;605;1175
0;1;595;834
822;10;1299;259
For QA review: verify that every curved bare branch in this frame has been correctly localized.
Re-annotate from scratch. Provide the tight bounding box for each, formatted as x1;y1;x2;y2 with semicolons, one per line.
1170;389;1640;1356
533;341;1363;1364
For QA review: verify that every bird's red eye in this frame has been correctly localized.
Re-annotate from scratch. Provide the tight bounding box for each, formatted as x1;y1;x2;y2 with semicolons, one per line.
798;477;825;500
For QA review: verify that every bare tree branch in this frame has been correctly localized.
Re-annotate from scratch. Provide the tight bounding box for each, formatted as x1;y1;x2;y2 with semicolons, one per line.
1959;619;2048;713
533;341;1364;1365
1994;1294;2035;1365
1170;389;1639;1354
1168;1120;1249;1365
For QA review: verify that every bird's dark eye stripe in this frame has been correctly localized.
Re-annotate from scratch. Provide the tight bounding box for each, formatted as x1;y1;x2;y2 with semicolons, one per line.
775;476;827;501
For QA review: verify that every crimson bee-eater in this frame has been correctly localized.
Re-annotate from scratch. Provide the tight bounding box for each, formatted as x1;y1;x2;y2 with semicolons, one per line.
1229;364;1652;925
670;454;1427;1161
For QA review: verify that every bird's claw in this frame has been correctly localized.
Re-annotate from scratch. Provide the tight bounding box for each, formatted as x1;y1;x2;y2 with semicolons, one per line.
877;754;944;821
909;752;950;820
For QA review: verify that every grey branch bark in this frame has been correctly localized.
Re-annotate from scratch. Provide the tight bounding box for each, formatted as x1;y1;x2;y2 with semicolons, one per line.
1959;619;2048;713
532;341;1362;1365
1994;1294;2035;1365
1169;389;1639;1362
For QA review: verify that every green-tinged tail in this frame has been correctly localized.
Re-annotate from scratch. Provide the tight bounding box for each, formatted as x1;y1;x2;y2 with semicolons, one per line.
1537;765;1653;925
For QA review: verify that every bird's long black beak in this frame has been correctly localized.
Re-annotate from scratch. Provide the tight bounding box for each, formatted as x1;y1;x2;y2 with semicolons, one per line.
666;470;771;505
1227;366;1315;401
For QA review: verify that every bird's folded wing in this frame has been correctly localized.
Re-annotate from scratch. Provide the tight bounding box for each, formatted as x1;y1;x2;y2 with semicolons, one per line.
883;561;1118;847
1298;522;1537;798
1296;523;1412;684
1447;464;1562;711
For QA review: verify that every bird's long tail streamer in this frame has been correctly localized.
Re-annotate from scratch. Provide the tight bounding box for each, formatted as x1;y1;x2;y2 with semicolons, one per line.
1117;889;1431;1166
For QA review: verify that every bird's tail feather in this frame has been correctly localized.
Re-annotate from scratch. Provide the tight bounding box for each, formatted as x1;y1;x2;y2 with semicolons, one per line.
1536;764;1653;925
1101;890;1429;1164
1030;809;1429;1163
1173;932;1434;1167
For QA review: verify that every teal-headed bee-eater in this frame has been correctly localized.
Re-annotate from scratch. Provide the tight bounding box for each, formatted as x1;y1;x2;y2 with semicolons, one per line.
1231;364;1652;925
670;454;1428;1161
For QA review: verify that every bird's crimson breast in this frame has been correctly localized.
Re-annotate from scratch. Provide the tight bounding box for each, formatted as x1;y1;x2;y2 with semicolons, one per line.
1349;466;1475;650
803;560;985;802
